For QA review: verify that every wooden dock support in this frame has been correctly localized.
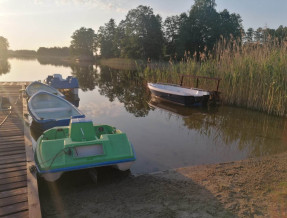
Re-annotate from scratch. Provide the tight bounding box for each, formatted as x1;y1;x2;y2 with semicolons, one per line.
0;83;41;218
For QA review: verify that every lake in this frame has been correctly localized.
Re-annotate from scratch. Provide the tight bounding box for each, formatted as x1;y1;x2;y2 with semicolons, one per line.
1;58;287;174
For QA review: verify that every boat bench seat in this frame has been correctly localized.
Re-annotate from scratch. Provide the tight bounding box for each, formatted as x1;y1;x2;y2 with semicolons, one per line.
34;107;71;113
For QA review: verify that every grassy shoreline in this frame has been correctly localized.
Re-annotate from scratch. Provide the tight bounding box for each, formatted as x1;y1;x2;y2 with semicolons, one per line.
143;43;287;116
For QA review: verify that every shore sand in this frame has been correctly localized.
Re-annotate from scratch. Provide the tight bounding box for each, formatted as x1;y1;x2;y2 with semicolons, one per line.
39;152;287;217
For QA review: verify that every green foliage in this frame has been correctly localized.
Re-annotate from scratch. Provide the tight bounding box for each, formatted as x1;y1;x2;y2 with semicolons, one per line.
175;0;242;60
163;14;187;56
118;5;164;60
96;19;120;58
70;27;96;58
0;36;9;58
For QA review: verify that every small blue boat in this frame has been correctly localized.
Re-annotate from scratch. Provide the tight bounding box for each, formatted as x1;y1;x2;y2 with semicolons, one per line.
45;74;79;95
28;91;85;130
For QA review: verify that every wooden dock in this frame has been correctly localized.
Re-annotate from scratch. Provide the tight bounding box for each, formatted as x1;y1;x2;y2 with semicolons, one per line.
0;82;41;218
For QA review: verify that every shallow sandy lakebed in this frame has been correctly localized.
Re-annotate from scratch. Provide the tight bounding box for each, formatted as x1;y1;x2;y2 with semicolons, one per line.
39;152;287;217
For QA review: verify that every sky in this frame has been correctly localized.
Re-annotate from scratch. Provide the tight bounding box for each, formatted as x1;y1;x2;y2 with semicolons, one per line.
0;0;286;50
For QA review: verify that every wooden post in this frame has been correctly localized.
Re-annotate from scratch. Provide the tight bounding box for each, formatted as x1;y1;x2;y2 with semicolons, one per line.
180;75;184;86
216;79;221;92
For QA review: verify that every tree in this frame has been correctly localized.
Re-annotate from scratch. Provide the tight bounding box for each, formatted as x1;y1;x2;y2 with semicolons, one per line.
177;0;220;60
254;27;263;43
0;36;9;58
70;27;96;59
119;5;164;60
245;28;254;42
176;0;243;60
96;19;120;58
219;9;242;41
163;14;188;56
275;25;287;44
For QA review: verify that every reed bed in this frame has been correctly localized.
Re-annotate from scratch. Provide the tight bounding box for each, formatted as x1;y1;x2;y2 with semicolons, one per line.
143;41;287;116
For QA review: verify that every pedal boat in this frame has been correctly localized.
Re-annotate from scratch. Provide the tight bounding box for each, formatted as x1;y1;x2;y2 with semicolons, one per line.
34;118;136;181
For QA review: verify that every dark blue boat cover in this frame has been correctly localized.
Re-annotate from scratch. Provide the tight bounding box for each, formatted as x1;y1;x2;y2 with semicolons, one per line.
46;75;79;89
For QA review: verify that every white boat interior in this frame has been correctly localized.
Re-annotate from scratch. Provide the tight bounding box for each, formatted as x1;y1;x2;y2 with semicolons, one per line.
148;83;210;96
26;81;64;98
28;91;82;120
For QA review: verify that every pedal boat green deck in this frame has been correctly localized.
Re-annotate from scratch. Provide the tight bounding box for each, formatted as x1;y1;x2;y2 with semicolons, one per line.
34;118;136;181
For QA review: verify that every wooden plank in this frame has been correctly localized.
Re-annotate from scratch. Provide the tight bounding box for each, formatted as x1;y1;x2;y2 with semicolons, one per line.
0;170;27;180
0;150;26;157
0;145;25;150
0;165;27;174
0;142;25;147
0;158;26;165
0;146;25;153
0;201;28;216
0;194;28;207
23;90;42;218
0;127;21;130
1;210;29;218
0;131;23;137
0;187;27;199
0;137;25;144
0;175;26;185
0;181;27;192
0;162;26;170
0;154;26;161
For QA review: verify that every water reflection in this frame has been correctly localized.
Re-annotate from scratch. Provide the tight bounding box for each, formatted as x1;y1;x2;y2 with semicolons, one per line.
97;66;150;117
184;106;287;157
151;98;287;158
71;64;98;91
0;59;10;76
37;56;71;67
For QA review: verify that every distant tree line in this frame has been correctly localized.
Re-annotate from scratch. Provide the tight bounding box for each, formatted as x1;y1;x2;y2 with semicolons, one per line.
37;47;71;56
7;47;71;58
2;0;287;61
94;0;243;61
8;50;36;57
245;25;287;44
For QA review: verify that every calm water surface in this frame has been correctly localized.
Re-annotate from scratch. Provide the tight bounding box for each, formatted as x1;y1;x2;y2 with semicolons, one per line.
1;58;287;174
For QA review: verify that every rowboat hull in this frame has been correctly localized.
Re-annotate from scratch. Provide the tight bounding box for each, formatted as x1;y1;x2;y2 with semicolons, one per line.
26;81;65;98
28;91;85;130
148;83;210;106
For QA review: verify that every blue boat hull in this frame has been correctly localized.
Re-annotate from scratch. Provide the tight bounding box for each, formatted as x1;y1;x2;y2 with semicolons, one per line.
29;113;85;131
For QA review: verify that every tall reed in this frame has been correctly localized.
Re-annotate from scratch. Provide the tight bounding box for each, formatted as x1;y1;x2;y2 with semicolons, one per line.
144;40;287;116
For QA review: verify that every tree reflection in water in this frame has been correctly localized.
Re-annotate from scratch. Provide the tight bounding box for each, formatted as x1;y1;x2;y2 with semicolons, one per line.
96;66;150;117
71;63;98;91
0;58;10;76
